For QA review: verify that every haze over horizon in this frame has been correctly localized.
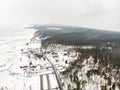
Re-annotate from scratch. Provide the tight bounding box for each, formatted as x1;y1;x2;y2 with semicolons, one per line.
0;0;120;31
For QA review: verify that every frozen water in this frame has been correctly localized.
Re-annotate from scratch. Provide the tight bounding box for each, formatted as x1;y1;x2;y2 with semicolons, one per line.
0;25;35;90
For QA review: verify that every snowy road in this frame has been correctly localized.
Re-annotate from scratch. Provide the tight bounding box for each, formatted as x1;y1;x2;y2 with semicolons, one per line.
46;74;51;90
40;75;43;90
43;55;62;90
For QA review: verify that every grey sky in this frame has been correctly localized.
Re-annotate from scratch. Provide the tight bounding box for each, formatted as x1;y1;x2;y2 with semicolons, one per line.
0;0;120;31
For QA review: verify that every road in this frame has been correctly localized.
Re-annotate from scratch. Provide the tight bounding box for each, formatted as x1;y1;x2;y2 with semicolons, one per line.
40;36;63;90
43;55;63;90
40;75;43;90
46;74;51;90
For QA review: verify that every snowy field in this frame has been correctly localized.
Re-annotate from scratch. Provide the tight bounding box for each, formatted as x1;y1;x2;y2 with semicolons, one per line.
0;25;39;90
0;25;59;90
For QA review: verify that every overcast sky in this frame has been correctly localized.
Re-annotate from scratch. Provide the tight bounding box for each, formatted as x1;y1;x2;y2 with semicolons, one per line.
0;0;120;31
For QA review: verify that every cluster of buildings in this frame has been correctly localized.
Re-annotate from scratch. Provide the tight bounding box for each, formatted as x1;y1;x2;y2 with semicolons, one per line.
19;32;52;76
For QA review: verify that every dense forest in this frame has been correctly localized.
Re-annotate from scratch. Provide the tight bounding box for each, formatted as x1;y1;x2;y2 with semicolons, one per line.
31;25;120;46
30;25;120;67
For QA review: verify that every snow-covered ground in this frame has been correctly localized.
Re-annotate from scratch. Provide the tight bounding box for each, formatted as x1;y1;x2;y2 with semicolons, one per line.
0;25;36;89
2;25;119;90
0;25;59;90
45;44;120;90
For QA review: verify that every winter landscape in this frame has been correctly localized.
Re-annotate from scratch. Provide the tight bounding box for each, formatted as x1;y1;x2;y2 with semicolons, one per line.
0;25;120;90
0;0;120;90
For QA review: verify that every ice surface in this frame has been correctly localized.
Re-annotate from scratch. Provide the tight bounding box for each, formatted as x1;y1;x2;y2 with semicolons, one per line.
0;25;36;89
